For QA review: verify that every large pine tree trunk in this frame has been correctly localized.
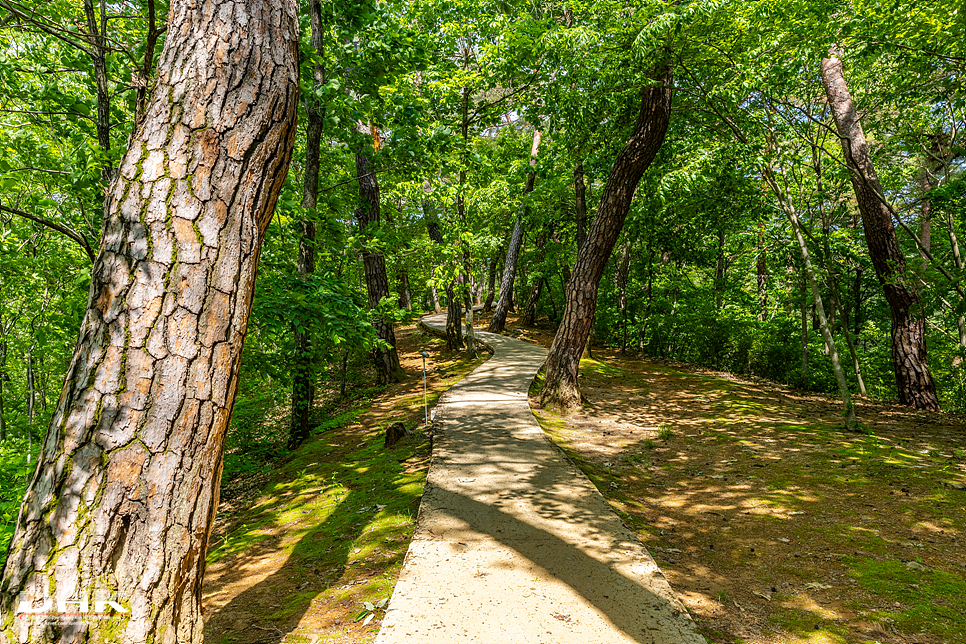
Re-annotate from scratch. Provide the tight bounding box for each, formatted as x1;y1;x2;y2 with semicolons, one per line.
355;147;404;384
289;0;325;449
488;130;541;333
539;69;672;410
821;52;940;411
0;1;298;641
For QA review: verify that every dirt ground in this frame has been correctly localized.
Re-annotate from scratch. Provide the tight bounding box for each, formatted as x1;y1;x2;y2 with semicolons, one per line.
505;314;966;644
203;310;965;644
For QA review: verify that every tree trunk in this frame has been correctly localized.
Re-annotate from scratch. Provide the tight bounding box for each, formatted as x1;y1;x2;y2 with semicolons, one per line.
355;147;404;384
0;339;6;442
801;271;809;379
830;277;868;396
522;230;548;327
483;252;499;312
83;0;112;182
521;278;544;327
616;239;631;353
445;281;463;351
714;229;726;310
289;0;325;449
821;52;940;411
575;161;588;253
430;279;441;313
757;222;768;321
489;130;541;333
768;170;857;429
539;68;672;410
0;2;298;642
853;266;863;338
397;269;412;310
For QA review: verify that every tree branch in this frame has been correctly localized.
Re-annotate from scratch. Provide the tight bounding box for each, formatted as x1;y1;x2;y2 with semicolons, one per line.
0;203;97;263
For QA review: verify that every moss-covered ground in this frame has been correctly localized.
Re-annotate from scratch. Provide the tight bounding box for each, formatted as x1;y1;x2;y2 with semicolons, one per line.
529;346;965;644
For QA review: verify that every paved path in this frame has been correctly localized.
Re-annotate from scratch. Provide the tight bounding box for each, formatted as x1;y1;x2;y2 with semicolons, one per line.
375;313;706;644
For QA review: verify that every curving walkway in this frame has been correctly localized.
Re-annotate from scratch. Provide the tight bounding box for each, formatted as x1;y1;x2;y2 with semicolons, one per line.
374;313;706;644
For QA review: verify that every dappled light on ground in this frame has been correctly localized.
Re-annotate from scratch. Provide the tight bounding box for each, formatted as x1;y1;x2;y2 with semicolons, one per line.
531;346;965;644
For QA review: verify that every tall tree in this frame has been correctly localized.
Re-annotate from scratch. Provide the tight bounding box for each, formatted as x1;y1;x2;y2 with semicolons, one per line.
821;51;940;411
540;68;673;410
289;0;326;449
489;129;541;333
0;2;299;642
355;134;404;383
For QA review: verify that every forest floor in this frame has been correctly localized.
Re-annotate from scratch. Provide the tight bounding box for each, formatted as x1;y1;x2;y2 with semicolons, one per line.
201;322;488;644
203;309;965;644
491;313;966;644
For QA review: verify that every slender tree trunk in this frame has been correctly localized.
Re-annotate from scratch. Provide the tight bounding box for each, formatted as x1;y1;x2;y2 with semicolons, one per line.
830;278;868;396
397;269;412;310
616;239;631;353
540;68;672;410
0;2;298;641
714;229;726;310
757;223;768;320
355;147;404;383
83;0;112;181
821;51;939;411
483;252;499;312
430;279;441;313
133;0;162;126
522;230;548;326
489;130;541;333
25;346;35;429
769;172;857;430
801;271;809;379
445;281;463;351
522;278;544;327
575;161;588;253
457;85;476;357
289;0;325;449
936;169;966;349
639;239;655;351
854;266;863;338
0;339;6;442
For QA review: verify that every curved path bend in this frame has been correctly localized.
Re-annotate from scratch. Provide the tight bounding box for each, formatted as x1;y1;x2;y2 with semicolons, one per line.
375;313;706;644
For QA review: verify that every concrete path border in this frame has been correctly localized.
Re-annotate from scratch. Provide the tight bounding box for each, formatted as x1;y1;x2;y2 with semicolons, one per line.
375;313;706;643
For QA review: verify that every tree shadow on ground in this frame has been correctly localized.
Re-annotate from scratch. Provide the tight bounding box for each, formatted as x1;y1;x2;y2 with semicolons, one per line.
203;439;424;644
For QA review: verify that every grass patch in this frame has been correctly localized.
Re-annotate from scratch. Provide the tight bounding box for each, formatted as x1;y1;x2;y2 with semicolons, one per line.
847;557;966;641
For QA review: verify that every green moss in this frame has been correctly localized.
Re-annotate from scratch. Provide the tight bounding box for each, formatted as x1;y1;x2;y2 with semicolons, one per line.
847;557;966;640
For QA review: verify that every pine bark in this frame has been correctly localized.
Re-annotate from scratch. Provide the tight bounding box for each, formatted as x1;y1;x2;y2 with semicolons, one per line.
0;1;299;642
489;130;541;333
821;52;940;411
355;147;404;384
539;69;673;410
289;0;325;449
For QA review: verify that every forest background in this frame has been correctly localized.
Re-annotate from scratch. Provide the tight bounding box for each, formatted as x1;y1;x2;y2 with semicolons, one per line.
0;0;963;565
